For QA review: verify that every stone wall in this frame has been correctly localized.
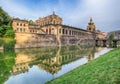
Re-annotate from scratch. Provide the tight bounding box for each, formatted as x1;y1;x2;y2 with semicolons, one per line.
15;33;57;48
15;33;95;48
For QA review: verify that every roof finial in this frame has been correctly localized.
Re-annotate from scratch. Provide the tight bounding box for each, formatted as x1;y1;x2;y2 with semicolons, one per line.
53;11;55;15
90;17;92;21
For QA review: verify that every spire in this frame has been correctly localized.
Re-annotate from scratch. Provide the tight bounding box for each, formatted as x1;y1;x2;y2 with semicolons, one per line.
90;17;93;23
53;11;55;15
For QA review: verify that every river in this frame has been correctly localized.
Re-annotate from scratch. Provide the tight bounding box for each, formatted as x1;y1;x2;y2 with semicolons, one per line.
0;46;111;84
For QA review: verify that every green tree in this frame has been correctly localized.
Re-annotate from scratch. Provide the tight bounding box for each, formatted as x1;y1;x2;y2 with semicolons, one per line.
29;20;34;25
0;7;15;38
0;7;11;26
109;34;114;47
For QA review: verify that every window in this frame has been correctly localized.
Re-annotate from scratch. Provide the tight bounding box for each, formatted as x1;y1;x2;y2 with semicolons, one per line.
53;20;55;24
17;23;19;26
49;28;51;34
59;29;61;34
20;28;22;32
23;28;25;32
69;30;71;35
66;30;68;35
46;29;48;34
24;24;26;27
62;29;65;34
17;28;19;32
20;23;22;26
89;28;91;31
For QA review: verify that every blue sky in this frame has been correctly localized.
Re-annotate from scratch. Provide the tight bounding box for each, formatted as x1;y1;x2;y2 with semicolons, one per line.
0;0;120;32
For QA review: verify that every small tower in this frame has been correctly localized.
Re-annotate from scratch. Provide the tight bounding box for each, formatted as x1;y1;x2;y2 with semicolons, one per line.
87;17;96;32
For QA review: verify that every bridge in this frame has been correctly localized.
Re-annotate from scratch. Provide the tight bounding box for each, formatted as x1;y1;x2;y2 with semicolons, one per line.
95;38;120;48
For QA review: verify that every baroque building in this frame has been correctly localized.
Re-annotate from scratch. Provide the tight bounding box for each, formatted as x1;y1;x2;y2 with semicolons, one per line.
12;12;95;47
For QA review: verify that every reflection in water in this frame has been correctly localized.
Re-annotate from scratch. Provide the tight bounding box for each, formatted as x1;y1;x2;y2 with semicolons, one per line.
12;46;96;75
0;38;16;84
0;45;111;84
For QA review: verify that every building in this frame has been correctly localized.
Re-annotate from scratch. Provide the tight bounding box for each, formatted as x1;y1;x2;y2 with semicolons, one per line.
12;12;95;47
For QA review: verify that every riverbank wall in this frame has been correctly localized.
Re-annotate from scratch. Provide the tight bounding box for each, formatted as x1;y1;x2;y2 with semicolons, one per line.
15;33;95;48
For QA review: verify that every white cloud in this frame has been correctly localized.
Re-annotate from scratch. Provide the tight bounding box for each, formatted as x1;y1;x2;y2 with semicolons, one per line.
0;0;120;32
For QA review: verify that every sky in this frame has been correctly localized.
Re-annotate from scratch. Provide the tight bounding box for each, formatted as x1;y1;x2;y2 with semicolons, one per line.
0;0;120;32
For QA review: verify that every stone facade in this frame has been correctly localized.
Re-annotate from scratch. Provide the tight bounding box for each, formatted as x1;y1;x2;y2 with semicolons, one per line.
12;12;95;48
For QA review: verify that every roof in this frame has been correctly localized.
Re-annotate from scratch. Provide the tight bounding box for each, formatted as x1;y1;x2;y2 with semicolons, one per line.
12;18;28;22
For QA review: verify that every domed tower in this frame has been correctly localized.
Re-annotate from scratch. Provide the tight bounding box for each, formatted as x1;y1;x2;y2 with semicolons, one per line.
87;17;96;32
35;11;62;26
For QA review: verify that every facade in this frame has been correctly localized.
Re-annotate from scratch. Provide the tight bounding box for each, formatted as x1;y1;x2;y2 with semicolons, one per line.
12;12;95;47
35;11;62;26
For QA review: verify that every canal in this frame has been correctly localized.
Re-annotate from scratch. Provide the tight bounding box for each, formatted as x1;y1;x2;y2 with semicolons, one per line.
0;46;111;84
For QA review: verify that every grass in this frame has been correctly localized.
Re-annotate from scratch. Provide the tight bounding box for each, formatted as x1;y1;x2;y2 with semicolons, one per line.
46;47;120;84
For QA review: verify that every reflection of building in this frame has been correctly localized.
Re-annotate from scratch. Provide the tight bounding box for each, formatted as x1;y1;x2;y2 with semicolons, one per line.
38;56;62;74
12;46;98;75
88;54;94;61
12;63;28;74
12;53;34;74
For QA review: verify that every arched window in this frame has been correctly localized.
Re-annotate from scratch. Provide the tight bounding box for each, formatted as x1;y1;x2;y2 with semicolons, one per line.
24;24;26;27
89;28;91;31
17;23;19;26
20;23;22;26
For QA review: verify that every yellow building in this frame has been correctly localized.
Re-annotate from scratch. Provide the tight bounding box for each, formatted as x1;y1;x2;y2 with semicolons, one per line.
35;12;62;26
12;12;92;36
12;19;29;33
12;12;95;47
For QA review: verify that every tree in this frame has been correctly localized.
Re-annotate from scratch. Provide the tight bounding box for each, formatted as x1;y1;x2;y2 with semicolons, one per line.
29;20;34;25
4;29;15;38
109;34;114;47
0;7;11;26
0;7;15;38
109;34;114;40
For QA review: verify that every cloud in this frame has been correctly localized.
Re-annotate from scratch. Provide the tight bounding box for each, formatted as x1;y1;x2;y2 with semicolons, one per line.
0;0;120;32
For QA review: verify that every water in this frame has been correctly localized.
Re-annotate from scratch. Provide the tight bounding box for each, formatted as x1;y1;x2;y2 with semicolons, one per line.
0;46;111;84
